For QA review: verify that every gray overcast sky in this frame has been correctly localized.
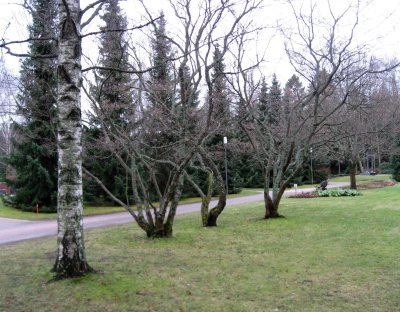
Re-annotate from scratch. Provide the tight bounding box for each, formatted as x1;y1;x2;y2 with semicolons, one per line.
1;0;400;83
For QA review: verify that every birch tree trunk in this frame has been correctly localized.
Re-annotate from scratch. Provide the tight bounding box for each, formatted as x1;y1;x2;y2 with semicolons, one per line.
53;0;92;278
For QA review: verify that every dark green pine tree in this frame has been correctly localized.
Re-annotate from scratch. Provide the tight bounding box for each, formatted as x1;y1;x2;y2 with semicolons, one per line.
267;73;282;124
8;0;58;211
211;45;231;120
178;64;199;109
283;74;304;117
391;154;400;182
209;45;242;194
143;12;177;197
149;12;174;111
94;0;132;125
258;76;268;122
84;0;133;204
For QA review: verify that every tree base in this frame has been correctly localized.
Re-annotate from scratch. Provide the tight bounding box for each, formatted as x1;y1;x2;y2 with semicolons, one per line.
52;229;94;280
264;213;285;219
204;213;219;227
51;261;94;280
146;226;173;238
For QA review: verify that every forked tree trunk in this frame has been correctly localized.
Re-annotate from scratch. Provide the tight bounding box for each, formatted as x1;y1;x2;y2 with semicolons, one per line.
206;185;226;226
264;190;283;219
53;0;92;278
203;168;226;226
199;171;213;226
202;149;226;227
263;172;285;219
349;162;357;190
147;221;173;238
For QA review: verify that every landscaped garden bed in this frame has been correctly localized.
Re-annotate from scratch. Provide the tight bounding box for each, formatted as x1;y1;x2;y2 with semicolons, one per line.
290;180;396;198
290;188;362;198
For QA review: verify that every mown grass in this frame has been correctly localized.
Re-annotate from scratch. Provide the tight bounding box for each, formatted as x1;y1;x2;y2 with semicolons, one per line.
329;174;392;183
0;188;260;220
1;185;400;311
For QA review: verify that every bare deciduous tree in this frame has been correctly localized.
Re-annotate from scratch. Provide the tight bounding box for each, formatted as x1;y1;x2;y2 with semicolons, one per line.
0;57;18;179
326;66;400;189
83;0;263;234
233;1;399;218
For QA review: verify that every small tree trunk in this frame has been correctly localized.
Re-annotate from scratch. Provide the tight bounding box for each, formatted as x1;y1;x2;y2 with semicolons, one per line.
53;0;92;278
264;168;282;219
201;198;210;226
264;200;280;219
206;199;225;226
264;192;284;219
359;160;364;174
263;172;285;219
205;173;226;227
349;162;357;189
200;171;213;226
198;147;226;227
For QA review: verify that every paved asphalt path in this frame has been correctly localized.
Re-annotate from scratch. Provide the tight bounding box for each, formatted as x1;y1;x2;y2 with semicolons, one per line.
0;182;348;245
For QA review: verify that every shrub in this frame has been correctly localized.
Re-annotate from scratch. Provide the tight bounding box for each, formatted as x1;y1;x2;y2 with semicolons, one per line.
380;162;393;174
391;155;400;182
316;188;362;197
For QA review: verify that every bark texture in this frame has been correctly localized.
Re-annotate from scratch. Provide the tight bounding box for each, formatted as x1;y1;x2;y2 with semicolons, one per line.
264;189;284;219
53;0;92;278
349;162;357;190
200;147;227;227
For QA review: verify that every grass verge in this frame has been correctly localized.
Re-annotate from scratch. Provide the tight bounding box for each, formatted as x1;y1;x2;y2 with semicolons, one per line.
1;185;399;311
329;174;392;183
0;188;261;220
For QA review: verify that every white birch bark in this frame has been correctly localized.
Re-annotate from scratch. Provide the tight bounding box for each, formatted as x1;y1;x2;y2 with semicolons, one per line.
53;0;91;278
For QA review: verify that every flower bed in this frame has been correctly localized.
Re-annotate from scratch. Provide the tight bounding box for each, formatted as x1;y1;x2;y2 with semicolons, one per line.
289;192;319;198
316;189;361;197
289;189;361;198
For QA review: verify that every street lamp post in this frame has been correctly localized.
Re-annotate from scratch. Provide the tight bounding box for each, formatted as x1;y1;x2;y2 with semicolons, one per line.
310;147;314;185
223;136;228;194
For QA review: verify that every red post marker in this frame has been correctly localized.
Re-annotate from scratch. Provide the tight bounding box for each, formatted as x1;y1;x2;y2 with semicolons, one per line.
36;203;39;215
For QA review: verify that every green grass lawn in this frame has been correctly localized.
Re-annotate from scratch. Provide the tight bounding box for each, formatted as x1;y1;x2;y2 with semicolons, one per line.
1;185;400;311
0;188;261;220
329;174;392;183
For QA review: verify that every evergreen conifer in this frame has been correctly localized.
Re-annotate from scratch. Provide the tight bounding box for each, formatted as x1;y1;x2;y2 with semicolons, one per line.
8;0;58;211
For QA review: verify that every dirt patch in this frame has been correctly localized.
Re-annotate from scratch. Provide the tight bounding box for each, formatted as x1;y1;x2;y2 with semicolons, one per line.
289;192;319;198
355;180;396;190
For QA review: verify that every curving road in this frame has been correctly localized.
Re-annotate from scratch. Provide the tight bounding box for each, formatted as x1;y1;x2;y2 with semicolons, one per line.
0;182;348;245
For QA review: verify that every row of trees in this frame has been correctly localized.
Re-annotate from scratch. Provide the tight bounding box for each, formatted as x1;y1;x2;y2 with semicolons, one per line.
0;57;18;180
2;0;400;278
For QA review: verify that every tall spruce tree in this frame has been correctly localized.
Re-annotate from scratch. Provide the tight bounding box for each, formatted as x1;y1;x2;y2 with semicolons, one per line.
94;0;132;124
267;73;282;124
85;0;133;204
8;0;58;211
283;74;304;117
178;64;199;109
208;45;243;194
144;12;179;198
258;76;268;122
149;12;174;111
211;45;230;120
